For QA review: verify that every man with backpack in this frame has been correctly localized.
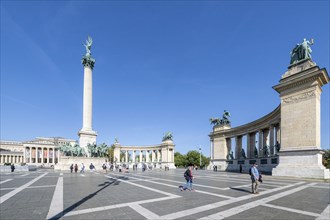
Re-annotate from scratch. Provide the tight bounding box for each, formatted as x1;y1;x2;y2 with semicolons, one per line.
180;166;194;191
249;162;260;194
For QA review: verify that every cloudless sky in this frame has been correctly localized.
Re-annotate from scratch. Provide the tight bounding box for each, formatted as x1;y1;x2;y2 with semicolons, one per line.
1;0;329;156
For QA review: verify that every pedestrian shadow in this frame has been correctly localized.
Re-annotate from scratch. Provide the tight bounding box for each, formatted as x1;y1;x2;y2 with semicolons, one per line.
48;179;119;220
229;187;251;193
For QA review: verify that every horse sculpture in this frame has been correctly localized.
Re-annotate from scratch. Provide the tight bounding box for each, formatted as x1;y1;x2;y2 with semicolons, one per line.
162;132;173;141
210;110;231;126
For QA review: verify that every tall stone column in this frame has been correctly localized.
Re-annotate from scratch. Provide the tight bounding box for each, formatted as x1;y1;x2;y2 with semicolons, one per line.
151;150;155;162
272;58;329;179
235;136;242;159
258;131;263;157
139;150;142;163
125;151;128;163
29;147;32;164
78;36;97;157
132;151;136;163
47;148;49;165
269;126;275;155
41;148;44;164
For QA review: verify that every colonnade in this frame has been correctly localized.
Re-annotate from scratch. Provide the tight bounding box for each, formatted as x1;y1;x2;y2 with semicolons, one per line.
0;154;24;164
119;149;167;163
224;124;281;160
24;146;60;165
113;141;175;168
209;105;281;171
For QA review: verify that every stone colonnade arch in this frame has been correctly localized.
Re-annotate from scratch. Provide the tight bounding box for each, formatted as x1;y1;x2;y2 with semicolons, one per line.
113;140;176;169
209;105;281;173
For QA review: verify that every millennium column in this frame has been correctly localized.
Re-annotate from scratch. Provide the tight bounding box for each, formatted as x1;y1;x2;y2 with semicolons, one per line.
272;39;329;179
78;36;97;157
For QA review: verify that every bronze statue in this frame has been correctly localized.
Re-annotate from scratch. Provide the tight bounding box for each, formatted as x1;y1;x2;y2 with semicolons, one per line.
290;38;314;64
83;36;93;57
210;110;231;126
162;132;173;141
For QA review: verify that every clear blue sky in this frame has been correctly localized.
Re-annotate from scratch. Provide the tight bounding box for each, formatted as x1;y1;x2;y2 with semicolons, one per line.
1;1;329;156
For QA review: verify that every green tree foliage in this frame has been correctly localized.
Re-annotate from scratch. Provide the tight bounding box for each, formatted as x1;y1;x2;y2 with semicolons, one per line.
174;152;186;167
174;150;210;168
107;145;115;163
322;150;330;168
186;150;200;166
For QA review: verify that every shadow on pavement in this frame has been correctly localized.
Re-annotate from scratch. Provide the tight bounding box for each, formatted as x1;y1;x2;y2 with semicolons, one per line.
229;186;251;193
49;178;119;220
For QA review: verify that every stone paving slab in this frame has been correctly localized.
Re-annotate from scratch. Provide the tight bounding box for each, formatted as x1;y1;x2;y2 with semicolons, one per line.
0;169;329;220
268;187;330;214
225;205;313;220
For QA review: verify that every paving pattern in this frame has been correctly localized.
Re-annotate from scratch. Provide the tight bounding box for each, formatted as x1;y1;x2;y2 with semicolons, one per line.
0;169;329;219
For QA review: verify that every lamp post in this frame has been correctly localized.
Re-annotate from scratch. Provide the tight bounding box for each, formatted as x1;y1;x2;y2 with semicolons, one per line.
199;146;202;169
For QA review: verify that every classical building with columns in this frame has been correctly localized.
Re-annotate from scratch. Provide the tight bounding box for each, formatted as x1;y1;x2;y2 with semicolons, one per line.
0;137;76;167
209;106;281;173
209;41;329;179
113;139;176;169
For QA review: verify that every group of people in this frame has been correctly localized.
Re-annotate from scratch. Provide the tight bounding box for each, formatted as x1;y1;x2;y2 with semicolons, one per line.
69;163;81;173
180;162;262;194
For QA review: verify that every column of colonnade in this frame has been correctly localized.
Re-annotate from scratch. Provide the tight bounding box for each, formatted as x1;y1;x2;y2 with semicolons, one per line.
227;124;280;160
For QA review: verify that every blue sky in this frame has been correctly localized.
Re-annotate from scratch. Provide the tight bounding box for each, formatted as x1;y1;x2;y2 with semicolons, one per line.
1;1;329;156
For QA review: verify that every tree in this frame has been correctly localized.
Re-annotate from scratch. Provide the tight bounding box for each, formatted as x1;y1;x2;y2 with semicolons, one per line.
107;145;115;163
186;150;200;167
322;150;330;168
174;151;210;168
174;152;187;167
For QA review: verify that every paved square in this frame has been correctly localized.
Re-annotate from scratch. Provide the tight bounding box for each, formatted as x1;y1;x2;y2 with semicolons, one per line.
0;169;329;219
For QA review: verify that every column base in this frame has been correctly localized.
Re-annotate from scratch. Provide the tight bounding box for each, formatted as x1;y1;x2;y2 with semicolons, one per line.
272;149;329;179
209;159;228;171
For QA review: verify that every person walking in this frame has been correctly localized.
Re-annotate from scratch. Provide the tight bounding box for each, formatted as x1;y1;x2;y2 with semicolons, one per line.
181;166;195;191
74;164;78;173
250;162;260;194
80;163;85;173
11;164;15;172
70;164;74;173
89;163;95;172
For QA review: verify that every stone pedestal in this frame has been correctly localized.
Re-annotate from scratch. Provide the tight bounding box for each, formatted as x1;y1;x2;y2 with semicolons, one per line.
209;124;231;171
161;140;176;169
272;59;329;179
78;130;97;157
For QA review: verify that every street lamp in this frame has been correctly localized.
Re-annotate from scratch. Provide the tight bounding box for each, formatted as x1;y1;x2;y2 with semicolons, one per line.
199;146;202;169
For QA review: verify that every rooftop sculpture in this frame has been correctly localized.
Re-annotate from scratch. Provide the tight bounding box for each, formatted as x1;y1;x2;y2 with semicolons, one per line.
210;110;231;126
290;38;314;65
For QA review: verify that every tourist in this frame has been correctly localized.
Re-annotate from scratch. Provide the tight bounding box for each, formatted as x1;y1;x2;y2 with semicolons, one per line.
70;164;74;173
181;165;194;191
80;163;85;173
11;164;15;172
74;164;78;173
250;162;260;194
102;163;107;173
89;163;95;172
